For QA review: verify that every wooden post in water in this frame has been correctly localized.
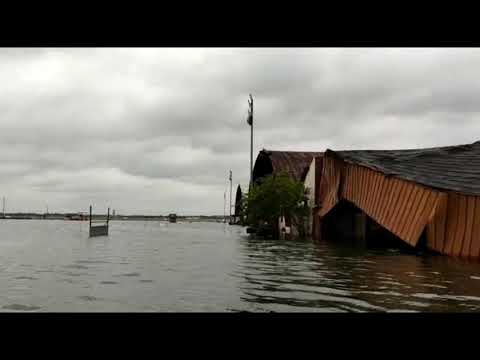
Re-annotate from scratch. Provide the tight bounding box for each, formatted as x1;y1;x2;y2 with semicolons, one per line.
89;205;92;229
107;207;110;227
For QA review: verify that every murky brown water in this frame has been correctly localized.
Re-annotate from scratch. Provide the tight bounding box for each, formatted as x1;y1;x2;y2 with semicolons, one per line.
0;220;480;312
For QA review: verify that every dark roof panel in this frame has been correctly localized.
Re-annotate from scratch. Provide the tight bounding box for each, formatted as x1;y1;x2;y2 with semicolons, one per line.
327;140;480;196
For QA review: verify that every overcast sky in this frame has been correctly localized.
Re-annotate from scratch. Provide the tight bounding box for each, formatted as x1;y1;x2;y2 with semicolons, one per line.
1;48;479;215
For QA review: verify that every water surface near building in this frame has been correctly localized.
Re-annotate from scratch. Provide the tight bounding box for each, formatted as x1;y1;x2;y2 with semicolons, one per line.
0;220;480;312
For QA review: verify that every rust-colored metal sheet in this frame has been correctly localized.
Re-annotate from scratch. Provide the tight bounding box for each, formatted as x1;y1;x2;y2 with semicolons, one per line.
461;196;476;257
434;194;448;253
318;156;343;217
318;154;444;248
252;149;323;183
431;192;480;258
470;197;480;258
392;182;414;236
318;143;480;258
426;192;448;252
452;195;467;256
443;194;459;255
407;190;439;246
397;186;420;239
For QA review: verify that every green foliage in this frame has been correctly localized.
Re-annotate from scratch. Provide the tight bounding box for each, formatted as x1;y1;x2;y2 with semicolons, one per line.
244;174;309;237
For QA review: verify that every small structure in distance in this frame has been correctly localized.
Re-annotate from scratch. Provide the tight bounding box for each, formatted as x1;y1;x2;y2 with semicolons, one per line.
89;206;110;237
168;213;177;223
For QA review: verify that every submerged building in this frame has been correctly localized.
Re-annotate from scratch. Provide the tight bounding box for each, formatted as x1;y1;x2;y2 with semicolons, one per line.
316;140;480;259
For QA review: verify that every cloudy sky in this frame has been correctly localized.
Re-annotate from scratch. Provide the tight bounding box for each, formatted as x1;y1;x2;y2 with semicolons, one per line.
1;48;479;215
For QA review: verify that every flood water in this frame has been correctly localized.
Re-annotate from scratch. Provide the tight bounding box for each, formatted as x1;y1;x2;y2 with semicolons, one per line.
1;220;480;312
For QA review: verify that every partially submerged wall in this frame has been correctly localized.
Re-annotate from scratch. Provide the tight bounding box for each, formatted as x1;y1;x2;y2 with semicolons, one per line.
317;154;480;258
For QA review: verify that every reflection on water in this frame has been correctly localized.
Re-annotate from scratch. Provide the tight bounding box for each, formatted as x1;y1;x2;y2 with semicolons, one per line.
235;238;480;312
0;220;480;312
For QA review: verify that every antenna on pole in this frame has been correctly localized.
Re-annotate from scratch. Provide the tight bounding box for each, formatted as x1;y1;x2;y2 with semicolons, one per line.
229;170;233;224
247;94;254;189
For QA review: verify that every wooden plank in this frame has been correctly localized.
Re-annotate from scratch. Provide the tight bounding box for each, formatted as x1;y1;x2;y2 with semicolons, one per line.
346;165;352;200
363;169;375;216
385;179;403;230
444;194;459;256
349;165;357;206
368;172;380;220
349;165;354;200
356;165;362;207
417;191;441;247
319;157;340;217
332;160;340;208
426;191;442;224
392;182;413;237
378;176;395;226
356;166;364;208
404;189;431;246
434;194;448;254
408;191;436;246
452;194;467;257
348;164;354;200
390;181;407;235
396;185;420;239
342;165;350;199
361;167;369;209
469;196;480;258
335;160;341;203
461;196;476;258
372;175;387;222
363;167;371;211
425;192;444;252
353;165;360;206
368;171;382;219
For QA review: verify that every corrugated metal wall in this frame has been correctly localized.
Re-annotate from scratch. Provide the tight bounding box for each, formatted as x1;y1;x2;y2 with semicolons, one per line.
426;192;480;258
318;156;343;217
318;154;480;258
317;156;446;250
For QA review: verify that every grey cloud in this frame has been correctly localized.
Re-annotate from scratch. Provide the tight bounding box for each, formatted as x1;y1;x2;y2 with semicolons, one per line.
0;48;479;214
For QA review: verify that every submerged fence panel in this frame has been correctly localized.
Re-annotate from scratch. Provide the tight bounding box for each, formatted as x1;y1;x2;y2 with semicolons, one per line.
89;206;110;237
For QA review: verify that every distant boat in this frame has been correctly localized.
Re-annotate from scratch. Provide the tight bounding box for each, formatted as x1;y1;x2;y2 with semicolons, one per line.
168;213;177;223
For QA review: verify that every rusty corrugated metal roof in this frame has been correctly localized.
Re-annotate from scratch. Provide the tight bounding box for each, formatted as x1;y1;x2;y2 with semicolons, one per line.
326;140;480;196
253;149;323;182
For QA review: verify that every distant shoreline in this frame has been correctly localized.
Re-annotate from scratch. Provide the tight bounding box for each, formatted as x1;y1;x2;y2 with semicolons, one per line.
0;214;225;222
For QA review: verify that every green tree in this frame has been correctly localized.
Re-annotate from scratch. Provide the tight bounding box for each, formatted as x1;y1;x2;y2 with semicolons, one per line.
245;174;309;238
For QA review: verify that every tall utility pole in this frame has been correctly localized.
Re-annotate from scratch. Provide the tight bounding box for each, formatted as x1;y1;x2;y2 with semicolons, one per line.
229;170;233;224
247;94;254;188
223;190;226;223
2;197;5;217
